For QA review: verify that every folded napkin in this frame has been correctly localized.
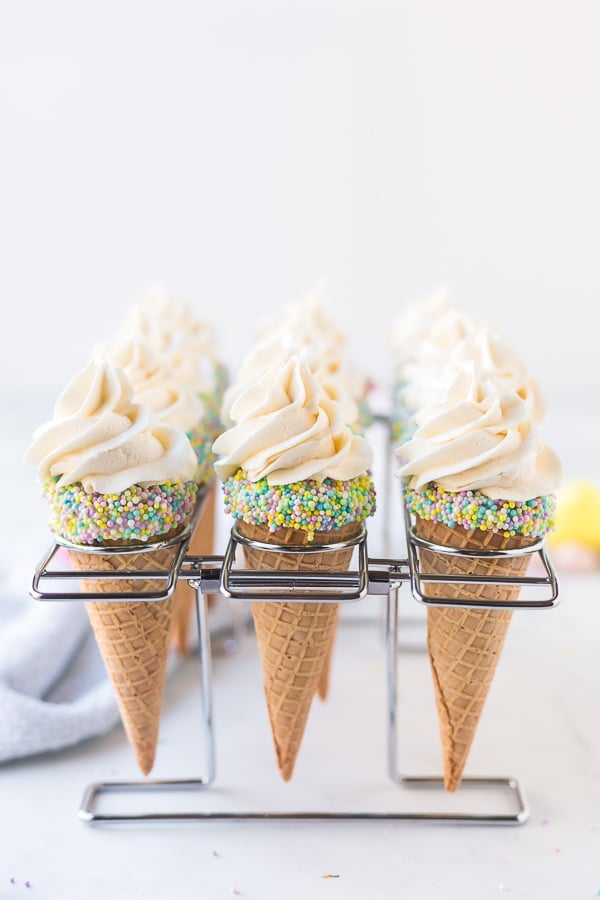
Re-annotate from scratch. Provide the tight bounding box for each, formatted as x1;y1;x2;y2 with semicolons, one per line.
0;543;248;766
0;559;122;764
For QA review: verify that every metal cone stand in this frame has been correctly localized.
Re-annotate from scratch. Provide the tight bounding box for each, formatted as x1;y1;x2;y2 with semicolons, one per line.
30;477;559;825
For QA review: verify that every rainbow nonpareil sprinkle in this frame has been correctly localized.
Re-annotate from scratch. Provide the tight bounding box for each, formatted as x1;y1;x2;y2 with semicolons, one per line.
403;484;556;539
43;480;198;544
187;428;217;486
222;471;376;541
189;365;228;483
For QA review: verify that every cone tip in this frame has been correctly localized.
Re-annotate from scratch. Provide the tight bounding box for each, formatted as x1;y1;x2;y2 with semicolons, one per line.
136;748;156;777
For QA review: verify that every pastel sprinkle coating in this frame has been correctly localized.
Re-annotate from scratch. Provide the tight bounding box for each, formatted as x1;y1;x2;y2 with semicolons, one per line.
222;470;377;541
191;363;228;484
357;395;374;431
187;365;229;485
198;363;229;439
390;413;417;446
403;483;556;539
43;480;199;545
390;379;418;444
188;428;217;486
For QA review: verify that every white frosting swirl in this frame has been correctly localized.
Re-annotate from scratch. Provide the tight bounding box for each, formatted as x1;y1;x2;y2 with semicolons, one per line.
222;284;369;426
213;355;373;485
93;337;205;433
25;361;197;493
391;290;478;419
396;362;561;500
257;282;346;351
261;284;366;390
390;287;469;366
116;283;220;395
448;326;546;425
400;320;546;424
221;336;360;427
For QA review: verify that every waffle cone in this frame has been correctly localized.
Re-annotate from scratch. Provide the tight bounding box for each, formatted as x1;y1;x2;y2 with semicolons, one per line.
415;516;538;792
238;519;360;781
170;480;218;656
69;528;184;776
316;605;338;701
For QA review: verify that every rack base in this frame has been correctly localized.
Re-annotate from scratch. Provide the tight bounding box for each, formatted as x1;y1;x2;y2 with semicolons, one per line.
78;775;529;825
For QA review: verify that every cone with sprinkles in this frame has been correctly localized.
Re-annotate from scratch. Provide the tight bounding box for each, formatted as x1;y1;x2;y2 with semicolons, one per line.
25;361;198;775
397;362;561;791
221;474;375;779
213;356;376;780
93;295;230;657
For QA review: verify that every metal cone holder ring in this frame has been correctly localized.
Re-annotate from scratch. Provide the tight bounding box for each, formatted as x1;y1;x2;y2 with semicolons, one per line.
30;472;560;825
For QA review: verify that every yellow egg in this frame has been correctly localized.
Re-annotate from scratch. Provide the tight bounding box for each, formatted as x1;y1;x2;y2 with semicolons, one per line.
548;479;600;551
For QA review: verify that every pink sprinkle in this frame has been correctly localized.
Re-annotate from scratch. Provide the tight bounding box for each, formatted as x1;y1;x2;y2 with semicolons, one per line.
541;817;550;826
230;888;240;895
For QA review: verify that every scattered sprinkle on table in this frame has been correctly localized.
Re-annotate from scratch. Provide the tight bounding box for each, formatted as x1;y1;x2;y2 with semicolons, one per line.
541;817;550;825
230;887;240;895
321;874;340;879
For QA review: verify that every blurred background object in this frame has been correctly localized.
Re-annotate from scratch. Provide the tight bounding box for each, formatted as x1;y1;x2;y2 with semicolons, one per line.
546;479;600;572
1;0;598;410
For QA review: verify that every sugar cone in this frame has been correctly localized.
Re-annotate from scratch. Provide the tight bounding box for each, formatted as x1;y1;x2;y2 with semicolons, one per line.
69;529;184;776
170;480;218;656
316;607;338;701
238;520;361;781
415;516;538;791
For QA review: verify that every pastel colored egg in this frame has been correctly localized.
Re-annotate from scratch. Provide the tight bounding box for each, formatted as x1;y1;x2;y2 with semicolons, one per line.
547;479;600;551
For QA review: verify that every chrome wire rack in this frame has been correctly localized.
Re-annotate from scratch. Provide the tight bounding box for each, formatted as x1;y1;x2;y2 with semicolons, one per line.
30;471;559;825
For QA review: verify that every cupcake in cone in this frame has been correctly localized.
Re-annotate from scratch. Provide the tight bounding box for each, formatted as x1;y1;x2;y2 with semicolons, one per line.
220;285;372;699
109;284;229;654
396;361;561;791
213;355;376;780
25;360;198;774
93;334;218;653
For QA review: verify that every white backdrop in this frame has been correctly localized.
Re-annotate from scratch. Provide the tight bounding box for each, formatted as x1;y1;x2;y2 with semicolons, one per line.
2;0;598;407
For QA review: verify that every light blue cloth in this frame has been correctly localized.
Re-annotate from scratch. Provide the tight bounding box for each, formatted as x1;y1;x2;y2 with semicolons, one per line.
0;563;122;764
0;546;244;765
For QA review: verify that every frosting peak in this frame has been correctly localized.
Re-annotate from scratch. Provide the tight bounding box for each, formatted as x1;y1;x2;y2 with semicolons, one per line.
115;284;220;395
390;287;470;366
449;326;546;425
213;355;373;485
93;337;205;433
221;284;366;427
25;360;197;494
396;362;561;501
